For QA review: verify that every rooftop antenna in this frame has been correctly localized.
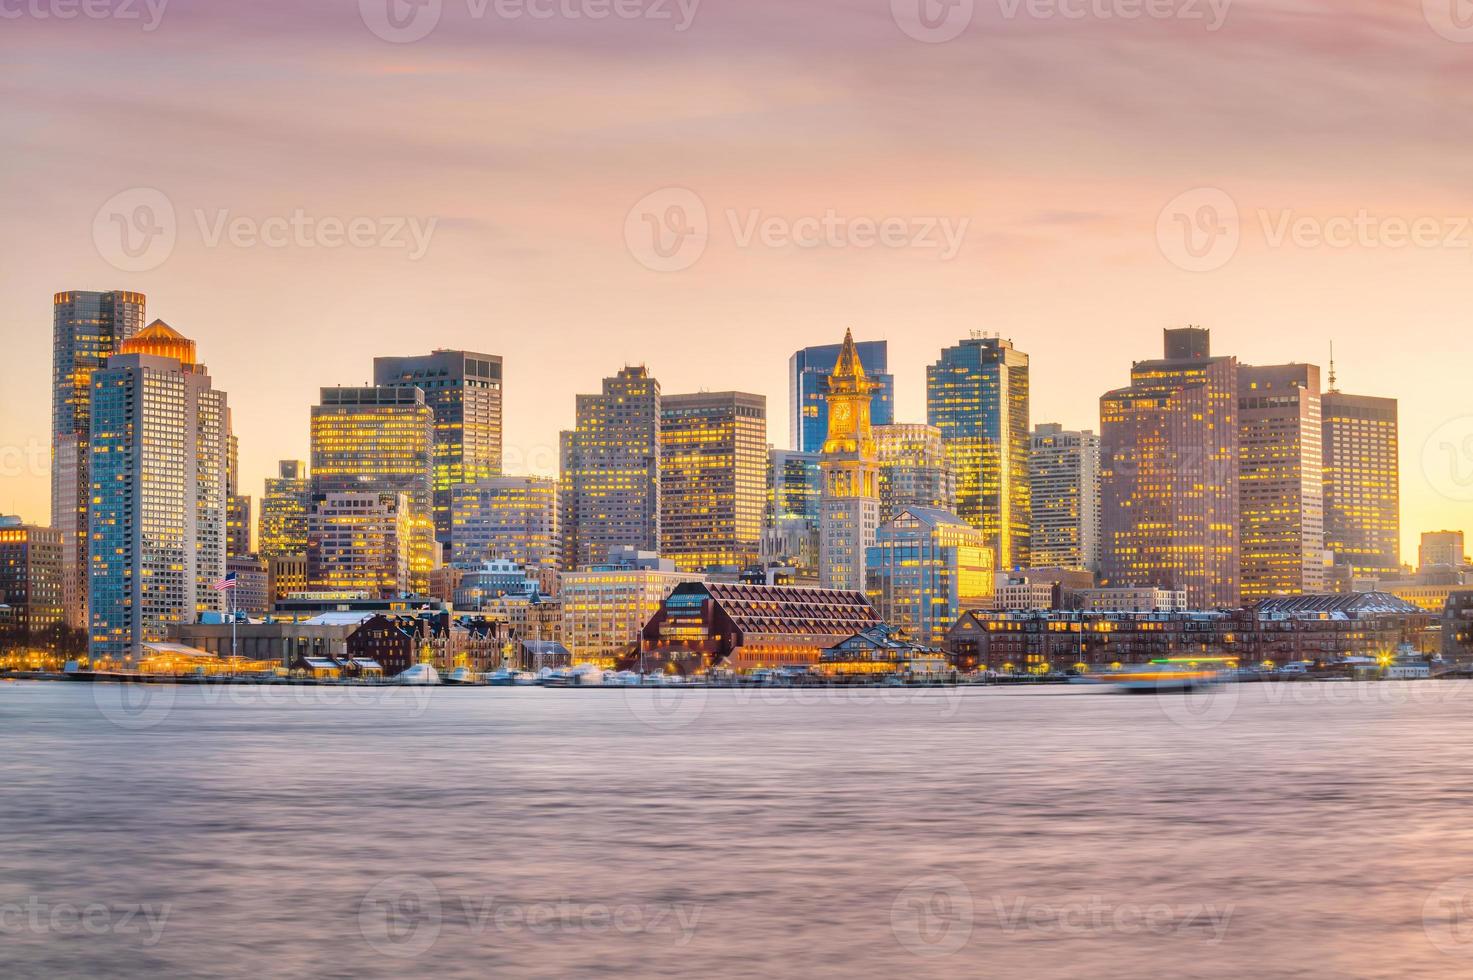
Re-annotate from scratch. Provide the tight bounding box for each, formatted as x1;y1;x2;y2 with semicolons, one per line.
1328;341;1339;393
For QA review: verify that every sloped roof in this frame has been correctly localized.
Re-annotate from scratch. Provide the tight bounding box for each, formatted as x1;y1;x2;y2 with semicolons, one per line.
699;581;880;641
1253;592;1422;617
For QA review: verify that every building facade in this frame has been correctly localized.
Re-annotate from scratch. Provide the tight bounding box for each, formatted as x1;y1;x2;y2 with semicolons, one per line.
52;289;146;627
449;476;560;589
660;391;767;572
926;335;1031;571
819;332;881;592
88;323;229;662
1100;328;1240;609
865;507;992;645
258;460;310;559
305;492;413;599
560;366;662;570
0;518;64;639
559;567;700;661
373;350;504;544
1029;424;1101;573
764;450;822;580
790;340;894;455
1420;531;1465;572
310;386;435;595
875;423;955;522
1322;391;1400;577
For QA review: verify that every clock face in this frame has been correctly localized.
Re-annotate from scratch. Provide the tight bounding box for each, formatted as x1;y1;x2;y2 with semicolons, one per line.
831;402;852;426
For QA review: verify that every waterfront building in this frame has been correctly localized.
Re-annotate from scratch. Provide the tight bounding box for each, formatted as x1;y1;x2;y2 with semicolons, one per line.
660;391;767;572
344;612;508;676
560;366;662;570
1071;587;1188;613
258;461;311;559
0;518;64;638
559;566;700;661
1322;390;1400;576
449;559;541;609
875;423;955;521
310;386;435;594
88;322;229;662
763;450;822;580
373;351;504;544
52;289;146;627
1420;531;1466;573
1444;591;1473;662
926;335;1031;570
1100;328;1240;609
865;507;992;645
790;340;894;454
1238;364;1327;600
638;581;883;674
175;616;360;666
1028;424;1100;573
819;332;881;592
449;476;560;590
482;593;563;645
305;492;413;599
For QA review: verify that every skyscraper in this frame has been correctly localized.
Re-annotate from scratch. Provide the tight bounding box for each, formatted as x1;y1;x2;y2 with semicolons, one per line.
926;335;1031;570
820;331;881;592
1322;390;1400;576
1029;424;1101;573
1100;328;1239;610
874;423;955;522
790;340;894;454
660;391;767;572
310;387;435;595
88;322;228;662
560;366;662;570
450;476;561;590
306;492;413;598
764;449;822;579
1238;364;1327;599
258;461;311;558
373;351;504;545
51;289;146;627
225;418;252;558
866;507;993;645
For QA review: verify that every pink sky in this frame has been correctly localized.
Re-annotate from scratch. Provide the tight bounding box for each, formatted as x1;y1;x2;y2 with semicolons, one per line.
2;0;1470;560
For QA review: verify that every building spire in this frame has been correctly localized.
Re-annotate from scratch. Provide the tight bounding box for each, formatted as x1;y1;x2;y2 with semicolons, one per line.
1328;341;1339;393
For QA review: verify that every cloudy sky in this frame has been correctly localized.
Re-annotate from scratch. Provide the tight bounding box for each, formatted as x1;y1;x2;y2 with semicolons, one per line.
2;0;1471;558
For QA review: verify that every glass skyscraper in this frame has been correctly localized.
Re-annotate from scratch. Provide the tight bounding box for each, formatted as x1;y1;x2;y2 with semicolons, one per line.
789;340;893;454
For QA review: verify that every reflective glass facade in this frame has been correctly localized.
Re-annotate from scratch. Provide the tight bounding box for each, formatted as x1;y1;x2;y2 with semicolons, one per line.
789;341;893;454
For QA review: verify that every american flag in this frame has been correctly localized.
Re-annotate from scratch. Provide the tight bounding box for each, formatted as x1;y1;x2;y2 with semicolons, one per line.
212;571;238;592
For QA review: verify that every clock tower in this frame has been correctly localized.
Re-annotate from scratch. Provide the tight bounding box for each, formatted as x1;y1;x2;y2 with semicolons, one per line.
819;330;880;591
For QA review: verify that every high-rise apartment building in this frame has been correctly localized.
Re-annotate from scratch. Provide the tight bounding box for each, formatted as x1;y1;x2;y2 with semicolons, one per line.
763;450;822;579
450;477;561;590
560;366;662;570
927;335;1031;571
88;322;228;662
1420;531;1466;572
820;332;881;592
373;351;504;545
306;492;413;598
1322;391;1400;576
1238;364;1327;599
866;507;993;645
258;461;311;558
51;289;146;627
1029;424;1101;573
1100;328;1239;610
790;340;894;454
310;387;435;595
874;423;955;522
0;518;65;638
660;392;767;572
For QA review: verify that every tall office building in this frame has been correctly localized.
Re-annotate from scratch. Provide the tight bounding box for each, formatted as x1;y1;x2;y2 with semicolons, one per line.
1420;531;1466;572
88;322;228;662
764;450;822;578
790;340;894;454
224;419;252;557
258;461;311;558
926;335;1031;570
1029;424;1101;573
1322;391;1400;577
1100;328;1239;610
820;331;881;592
660;392;767;572
0;517;64;638
1238;364;1327;600
310;387;435;595
874;423;955;522
560;366;662;570
373;351;504;545
450;477;561;589
866;507;993;645
306;492;413;598
51;290;146;627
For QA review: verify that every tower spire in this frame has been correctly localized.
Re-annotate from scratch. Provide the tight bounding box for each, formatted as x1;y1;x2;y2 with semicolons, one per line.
1328;341;1338;393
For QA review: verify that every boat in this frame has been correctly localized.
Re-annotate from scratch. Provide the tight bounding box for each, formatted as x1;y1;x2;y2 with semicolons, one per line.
1098;659;1231;693
444;666;480;685
395;663;442;686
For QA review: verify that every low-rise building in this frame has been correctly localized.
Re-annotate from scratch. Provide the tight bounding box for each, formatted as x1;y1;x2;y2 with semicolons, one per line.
1071;587;1188;613
560;567;701;662
0;518;64;639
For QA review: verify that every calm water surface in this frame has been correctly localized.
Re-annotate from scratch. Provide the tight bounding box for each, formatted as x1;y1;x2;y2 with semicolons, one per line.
5;678;1473;978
